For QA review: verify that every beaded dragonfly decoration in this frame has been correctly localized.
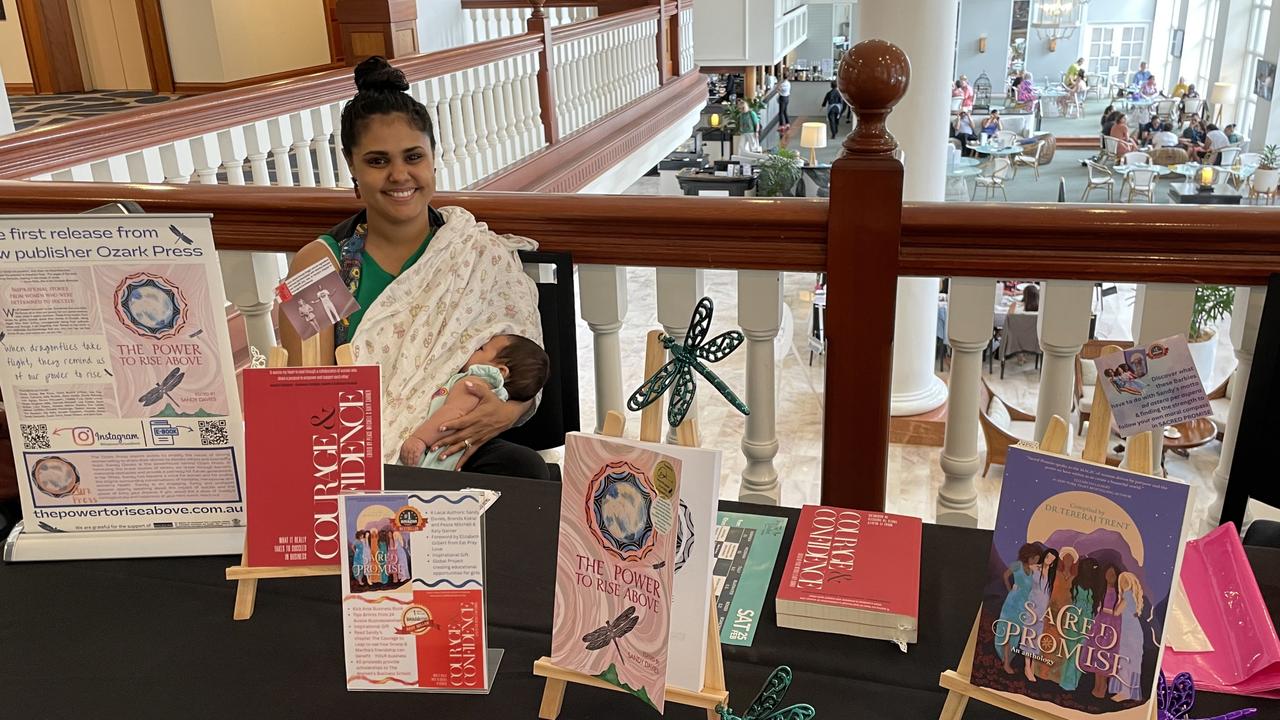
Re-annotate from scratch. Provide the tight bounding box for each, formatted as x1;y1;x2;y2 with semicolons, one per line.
716;666;814;720
1158;672;1256;720
627;297;750;427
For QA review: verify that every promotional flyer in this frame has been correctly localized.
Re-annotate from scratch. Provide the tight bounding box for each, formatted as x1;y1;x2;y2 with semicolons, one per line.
0;214;246;532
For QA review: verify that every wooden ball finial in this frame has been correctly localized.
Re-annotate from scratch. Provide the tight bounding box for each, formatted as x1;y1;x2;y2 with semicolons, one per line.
837;39;911;156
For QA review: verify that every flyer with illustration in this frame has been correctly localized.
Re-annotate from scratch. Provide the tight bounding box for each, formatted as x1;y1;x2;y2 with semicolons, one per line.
339;490;499;693
0;214;246;532
1092;335;1212;436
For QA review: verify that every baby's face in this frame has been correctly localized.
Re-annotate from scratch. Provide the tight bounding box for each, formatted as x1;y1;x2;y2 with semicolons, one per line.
467;336;511;369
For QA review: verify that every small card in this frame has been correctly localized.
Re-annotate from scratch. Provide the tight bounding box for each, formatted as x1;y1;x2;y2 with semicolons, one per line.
1093;335;1212;436
276;259;359;340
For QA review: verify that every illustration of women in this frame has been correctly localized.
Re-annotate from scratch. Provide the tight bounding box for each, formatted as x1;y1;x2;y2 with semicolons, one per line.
1023;548;1057;681
1035;548;1078;682
394;531;411;583
1060;557;1103;692
378;531;390;584
1109;572;1146;702
1081;563;1123;699
367;529;382;586
351;530;367;586
997;543;1043;673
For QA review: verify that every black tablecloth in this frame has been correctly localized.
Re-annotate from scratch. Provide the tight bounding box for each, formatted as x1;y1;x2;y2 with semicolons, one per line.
2;466;1276;719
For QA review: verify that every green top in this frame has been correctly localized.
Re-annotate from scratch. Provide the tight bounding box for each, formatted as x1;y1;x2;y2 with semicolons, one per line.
738;110;760;134
318;228;432;338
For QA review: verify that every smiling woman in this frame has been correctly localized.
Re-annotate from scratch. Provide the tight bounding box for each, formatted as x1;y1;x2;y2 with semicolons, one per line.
280;56;549;480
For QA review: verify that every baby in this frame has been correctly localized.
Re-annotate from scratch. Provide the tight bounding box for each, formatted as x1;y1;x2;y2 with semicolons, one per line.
398;334;550;469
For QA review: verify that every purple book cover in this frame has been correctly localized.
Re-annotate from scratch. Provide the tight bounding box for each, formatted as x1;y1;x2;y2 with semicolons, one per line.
971;446;1192;719
550;432;682;712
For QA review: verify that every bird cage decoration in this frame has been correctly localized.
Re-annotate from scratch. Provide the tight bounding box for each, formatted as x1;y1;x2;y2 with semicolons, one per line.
973;72;993;110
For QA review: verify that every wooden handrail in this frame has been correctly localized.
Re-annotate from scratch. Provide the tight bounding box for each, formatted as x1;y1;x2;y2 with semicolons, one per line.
552;6;658;45
461;0;597;7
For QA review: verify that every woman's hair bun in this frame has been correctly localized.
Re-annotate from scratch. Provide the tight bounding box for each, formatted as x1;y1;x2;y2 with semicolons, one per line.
354;56;410;93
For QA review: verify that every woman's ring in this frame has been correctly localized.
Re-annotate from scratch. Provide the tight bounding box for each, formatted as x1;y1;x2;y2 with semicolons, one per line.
463;439;473;449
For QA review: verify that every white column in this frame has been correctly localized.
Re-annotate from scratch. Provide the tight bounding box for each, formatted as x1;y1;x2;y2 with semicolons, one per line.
1033;281;1094;446
242;121;273;187
219;251;283;356
861;0;957;417
937;277;997;526
1206;286;1266;534
189;134;223;185
738;270;783;505
90;156;132;183
159;142;195;184
580;265;629;433
1129;283;1195;470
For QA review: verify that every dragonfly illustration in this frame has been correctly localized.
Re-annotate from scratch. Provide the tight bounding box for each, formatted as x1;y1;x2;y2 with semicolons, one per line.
582;606;639;666
138;367;185;409
717;666;814;720
1158;672;1255;720
626;297;749;427
169;225;194;246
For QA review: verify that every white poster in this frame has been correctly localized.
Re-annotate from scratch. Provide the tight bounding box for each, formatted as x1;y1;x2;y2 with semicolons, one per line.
0;214;246;532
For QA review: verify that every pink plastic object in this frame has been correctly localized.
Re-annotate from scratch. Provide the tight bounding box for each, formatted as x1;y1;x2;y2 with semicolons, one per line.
1164;523;1280;698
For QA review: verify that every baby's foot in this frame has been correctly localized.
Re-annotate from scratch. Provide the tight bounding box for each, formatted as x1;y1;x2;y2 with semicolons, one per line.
400;437;428;466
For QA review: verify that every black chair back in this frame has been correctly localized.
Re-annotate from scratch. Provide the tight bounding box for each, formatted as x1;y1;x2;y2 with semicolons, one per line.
1221;273;1280;528
499;250;580;451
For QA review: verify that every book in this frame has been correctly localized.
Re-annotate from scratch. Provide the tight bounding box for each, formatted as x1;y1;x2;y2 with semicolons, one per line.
970;446;1194;719
714;511;788;648
244;366;381;567
339;490;499;693
550;432;683;712
775;504;921;641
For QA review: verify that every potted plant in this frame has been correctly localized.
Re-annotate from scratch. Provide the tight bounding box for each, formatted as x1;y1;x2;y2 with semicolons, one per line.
755;148;803;197
1188;284;1235;387
1252;144;1280;194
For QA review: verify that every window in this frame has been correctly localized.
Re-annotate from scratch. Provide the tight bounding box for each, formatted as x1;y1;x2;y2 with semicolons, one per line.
1238;0;1272;135
1197;0;1221;89
1085;24;1148;81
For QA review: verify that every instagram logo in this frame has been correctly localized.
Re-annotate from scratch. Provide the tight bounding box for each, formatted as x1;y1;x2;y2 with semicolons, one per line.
72;427;95;446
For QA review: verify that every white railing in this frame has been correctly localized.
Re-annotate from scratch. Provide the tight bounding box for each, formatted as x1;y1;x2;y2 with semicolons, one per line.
553;19;660;136
678;7;695;76
465;6;597;43
774;0;805;16
775;5;808;59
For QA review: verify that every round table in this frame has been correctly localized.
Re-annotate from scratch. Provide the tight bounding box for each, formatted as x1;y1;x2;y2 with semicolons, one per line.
1113;164;1173;176
968;144;1023;158
1162;418;1219;473
946;166;982;197
954;157;980;167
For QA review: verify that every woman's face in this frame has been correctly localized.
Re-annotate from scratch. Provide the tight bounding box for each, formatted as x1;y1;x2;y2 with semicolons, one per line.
1106;567;1118;584
350;113;437;227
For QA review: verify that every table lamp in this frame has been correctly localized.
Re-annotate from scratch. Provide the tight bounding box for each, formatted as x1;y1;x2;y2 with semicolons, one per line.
709;113;720;128
800;122;826;166
1210;82;1235;124
1196;165;1218;192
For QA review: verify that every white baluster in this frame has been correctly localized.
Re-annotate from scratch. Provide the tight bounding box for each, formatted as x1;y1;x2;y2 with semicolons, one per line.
329;103;353;188
159;142;195;184
457;72;482;185
937;278;997;527
310;107;337;188
523;52;546;149
657;268;705;442
1128;283;1196;471
29;173;54;181
90;156;131;183
124;147;165;183
579;265;629;433
486;61;512;169
738;270;782;505
189;133;223;185
415;79;449;190
219;250;282;357
267;116;296;187
468;66;495;179
1206;286;1266;533
1033;280;1094;449
574;37;592;127
495;57;518;165
289;112;317;187
218;127;248;185
513;53;536;154
467;9;481;43
51;165;94;182
553;42;571;134
584;34;604;124
242;121;273;186
434;75;463;190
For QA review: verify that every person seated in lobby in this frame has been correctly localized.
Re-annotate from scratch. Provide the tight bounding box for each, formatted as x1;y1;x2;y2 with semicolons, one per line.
1184;84;1200;99
1224;124;1242;144
1109;114;1138;154
981;109;1003;138
953;111;979;155
1067;57;1085;84
1172;76;1189;97
1013;283;1040;312
1152;126;1180;149
1180;116;1208;159
1016;71;1040;106
1139;75;1162;100
1132;61;1152;88
1138;116;1167;145
1100;105;1116;130
1204;124;1231;164
281;56;550;480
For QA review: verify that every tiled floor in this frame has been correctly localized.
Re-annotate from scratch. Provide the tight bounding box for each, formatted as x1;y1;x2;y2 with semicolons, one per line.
9;90;181;132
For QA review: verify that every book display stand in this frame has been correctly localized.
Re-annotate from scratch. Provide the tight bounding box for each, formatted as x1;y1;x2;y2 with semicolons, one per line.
938;347;1158;720
224;338;350;621
533;330;729;720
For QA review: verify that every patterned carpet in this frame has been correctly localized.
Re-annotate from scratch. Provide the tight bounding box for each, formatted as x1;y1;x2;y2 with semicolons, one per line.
9;90;182;132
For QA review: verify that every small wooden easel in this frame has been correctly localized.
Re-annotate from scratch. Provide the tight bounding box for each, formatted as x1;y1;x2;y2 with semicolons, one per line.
938;347;1158;720
224;338;353;620
533;330;729;719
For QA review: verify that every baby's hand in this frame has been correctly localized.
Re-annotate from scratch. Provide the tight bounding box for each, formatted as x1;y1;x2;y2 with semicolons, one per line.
400;437;428;466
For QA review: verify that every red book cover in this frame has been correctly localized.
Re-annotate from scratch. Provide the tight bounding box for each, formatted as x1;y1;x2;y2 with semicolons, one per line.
244;366;381;567
776;505;922;623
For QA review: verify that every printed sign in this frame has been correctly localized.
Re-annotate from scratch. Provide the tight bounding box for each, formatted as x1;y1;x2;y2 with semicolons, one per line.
0;214;246;532
1093;335;1212;436
276;259;358;340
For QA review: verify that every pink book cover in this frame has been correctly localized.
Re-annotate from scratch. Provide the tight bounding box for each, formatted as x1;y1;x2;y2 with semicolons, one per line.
776;505;922;621
551;432;683;712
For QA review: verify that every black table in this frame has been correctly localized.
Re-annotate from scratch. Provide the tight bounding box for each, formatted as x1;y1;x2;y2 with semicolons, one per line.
2;467;1275;719
1168;182;1244;204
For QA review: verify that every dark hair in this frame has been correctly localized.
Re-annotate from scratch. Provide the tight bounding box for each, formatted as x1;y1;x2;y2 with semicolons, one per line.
1041;547;1060;591
1017;542;1042;564
1072;557;1106;615
1022;284;1040;312
340;56;436;157
830;80;838;89
955;80;963;89
1206;123;1219;131
496;335;551;402
1225;123;1236;132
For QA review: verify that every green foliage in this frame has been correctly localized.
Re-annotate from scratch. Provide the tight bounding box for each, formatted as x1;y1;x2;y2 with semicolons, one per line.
723;96;767;133
1190;284;1235;341
756;152;802;197
1260;144;1280;170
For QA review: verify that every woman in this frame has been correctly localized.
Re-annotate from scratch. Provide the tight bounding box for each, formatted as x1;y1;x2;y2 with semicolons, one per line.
959;75;975;111
981;109;1003;138
1181;116;1208;159
953;111;978;155
1080;564;1123;699
1110;115;1138;154
394;530;411;583
1140;75;1161;99
351;530;368;587
1061;557;1103;692
367;529;383;585
1019;284;1040;313
1017;71;1039;105
1035;547;1078;682
736;97;762;152
822;81;844;139
377;531;391;585
281;57;548;480
1109;572;1146;702
1024;548;1058;682
998;542;1043;674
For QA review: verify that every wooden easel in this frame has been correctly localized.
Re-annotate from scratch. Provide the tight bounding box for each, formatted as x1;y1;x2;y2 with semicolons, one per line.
533;330;729;719
938;347;1158;720
224;338;354;620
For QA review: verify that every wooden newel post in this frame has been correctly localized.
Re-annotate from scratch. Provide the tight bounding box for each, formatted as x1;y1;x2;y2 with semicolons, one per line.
821;39;910;511
528;0;560;146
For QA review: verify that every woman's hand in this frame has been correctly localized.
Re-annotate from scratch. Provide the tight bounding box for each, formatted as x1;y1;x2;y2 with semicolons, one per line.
432;381;530;464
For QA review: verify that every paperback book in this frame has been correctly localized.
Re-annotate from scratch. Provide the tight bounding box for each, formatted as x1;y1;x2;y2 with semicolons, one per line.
550;432;683;712
970;446;1194;718
244;366;381;567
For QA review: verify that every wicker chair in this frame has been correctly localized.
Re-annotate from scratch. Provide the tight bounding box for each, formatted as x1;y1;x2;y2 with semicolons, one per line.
978;378;1037;477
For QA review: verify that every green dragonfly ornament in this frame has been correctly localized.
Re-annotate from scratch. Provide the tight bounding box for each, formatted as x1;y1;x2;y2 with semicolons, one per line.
626;297;750;427
716;666;815;720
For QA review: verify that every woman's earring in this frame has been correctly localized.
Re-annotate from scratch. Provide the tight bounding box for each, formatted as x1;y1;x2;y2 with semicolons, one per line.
351;178;360;199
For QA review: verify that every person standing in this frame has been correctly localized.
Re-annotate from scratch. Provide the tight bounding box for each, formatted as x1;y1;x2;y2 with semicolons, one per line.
1132;61;1152;87
735;97;761;152
1067;57;1084;83
959;75;975;111
821;81;843;139
777;75;792;127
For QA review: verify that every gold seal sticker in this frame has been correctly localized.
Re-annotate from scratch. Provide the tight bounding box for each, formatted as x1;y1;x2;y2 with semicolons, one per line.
395;605;435;635
654;461;676;500
392;505;426;532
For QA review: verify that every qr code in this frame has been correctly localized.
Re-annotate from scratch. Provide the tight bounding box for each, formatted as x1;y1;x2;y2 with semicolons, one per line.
198;420;229;446
20;423;50;450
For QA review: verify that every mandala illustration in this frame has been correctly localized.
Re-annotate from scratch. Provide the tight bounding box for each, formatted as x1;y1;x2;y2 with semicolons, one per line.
32;457;80;498
586;461;657;562
114;273;188;340
673;499;695;573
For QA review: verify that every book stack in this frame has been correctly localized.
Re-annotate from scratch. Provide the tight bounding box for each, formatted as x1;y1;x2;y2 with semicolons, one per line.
775;504;922;644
